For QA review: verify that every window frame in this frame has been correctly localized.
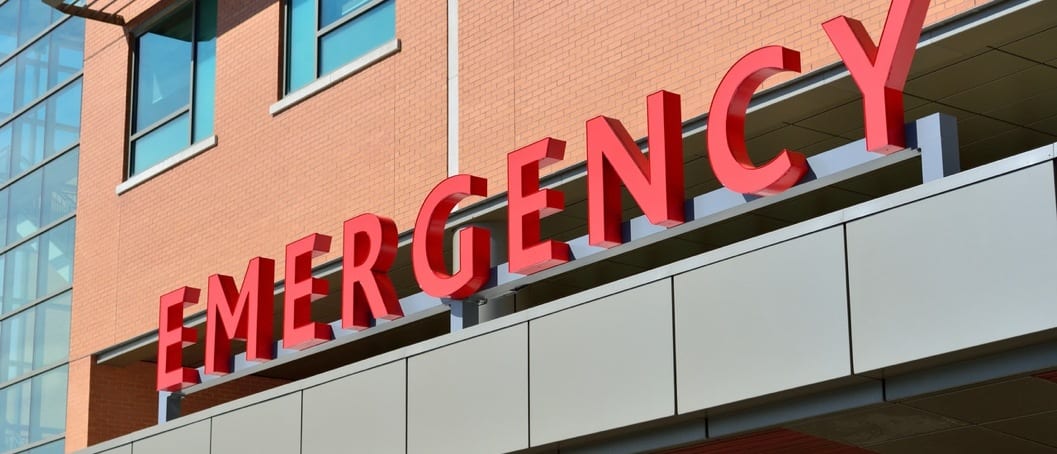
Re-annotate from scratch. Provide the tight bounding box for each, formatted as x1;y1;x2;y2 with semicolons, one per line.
281;0;394;95
125;0;213;180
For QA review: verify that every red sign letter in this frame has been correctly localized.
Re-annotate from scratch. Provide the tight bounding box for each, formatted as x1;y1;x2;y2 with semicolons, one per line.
343;214;403;330
708;46;808;196
507;138;570;274
587;91;685;247
205;257;275;375
413;175;490;298
824;0;930;154
157;287;201;392
284;234;334;349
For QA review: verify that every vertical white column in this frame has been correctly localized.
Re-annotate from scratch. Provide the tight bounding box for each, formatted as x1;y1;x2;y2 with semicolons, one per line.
447;0;459;177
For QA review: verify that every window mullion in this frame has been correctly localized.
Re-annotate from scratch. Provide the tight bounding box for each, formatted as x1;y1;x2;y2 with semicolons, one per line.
314;0;321;78
127;37;140;178
316;0;385;37
42;86;56;162
33;153;45;258
28;372;39;447
282;1;289;93
188;0;198;145
33;298;45;369
129;106;191;142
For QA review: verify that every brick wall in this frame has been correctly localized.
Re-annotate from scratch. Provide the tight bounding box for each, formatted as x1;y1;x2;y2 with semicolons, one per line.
457;0;982;186
68;0;447;449
66;359;288;449
67;0;985;450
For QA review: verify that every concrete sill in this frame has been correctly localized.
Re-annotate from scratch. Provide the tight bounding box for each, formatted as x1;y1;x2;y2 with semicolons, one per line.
270;38;401;116
116;135;218;195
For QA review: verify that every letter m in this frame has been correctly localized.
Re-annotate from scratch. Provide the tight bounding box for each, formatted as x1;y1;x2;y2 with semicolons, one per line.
205;257;276;375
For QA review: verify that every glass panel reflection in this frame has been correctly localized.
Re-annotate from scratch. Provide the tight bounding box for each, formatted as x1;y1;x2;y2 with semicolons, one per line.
29;365;67;443
319;0;394;76
28;439;64;454
0;2;18;60
40;149;77;227
0;148;77;250
0;292;71;382
0;63;13;120
6;168;42;244
0;378;31;451
0;187;7;246
286;0;316;92
16;1;60;50
0;125;9;182
7;80;81;178
134;5;192;132
319;0;373;28
37;220;74;296
131;112;190;175
0;0;63;61
0;306;35;381
0;1;77;452
0;18;84;125
2;237;39;314
34;292;71;371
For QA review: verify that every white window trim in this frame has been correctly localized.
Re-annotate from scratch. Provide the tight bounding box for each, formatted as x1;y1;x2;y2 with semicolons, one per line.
116;135;218;195
270;38;400;116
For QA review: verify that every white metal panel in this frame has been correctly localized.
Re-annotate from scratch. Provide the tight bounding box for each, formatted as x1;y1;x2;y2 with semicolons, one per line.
407;325;528;454
132;421;209;454
302;360;406;454
848;163;1057;372
99;445;131;454
210;393;302;454
529;279;675;445
674;227;852;413
845;163;1057;371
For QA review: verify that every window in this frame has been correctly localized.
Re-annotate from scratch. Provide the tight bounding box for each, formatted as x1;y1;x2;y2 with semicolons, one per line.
128;0;216;177
0;17;84;123
0;219;76;315
0;292;71;382
0;2;76;452
0;81;82;182
0;0;66;62
284;0;395;93
0;148;78;248
0;365;67;451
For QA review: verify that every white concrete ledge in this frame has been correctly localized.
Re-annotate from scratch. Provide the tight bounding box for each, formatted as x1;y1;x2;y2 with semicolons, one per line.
269;39;401;116
116;135;218;195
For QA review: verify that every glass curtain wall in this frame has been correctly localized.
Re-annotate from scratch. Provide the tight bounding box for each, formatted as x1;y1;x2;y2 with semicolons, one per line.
0;1;83;453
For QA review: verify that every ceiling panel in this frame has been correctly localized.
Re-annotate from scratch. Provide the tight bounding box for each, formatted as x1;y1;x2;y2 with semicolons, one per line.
985;410;1057;448
929;0;1057;54
787;403;966;446
960;128;1055;168
905;51;1034;100
984;85;1057;127
795;100;864;139
752;186;871;224
799;136;854;156
865;426;1056;454
907;41;980;76
1029;113;1057;136
1001;26;1057;63
941;65;1057;115
744;124;835;165
903;378;1057;425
